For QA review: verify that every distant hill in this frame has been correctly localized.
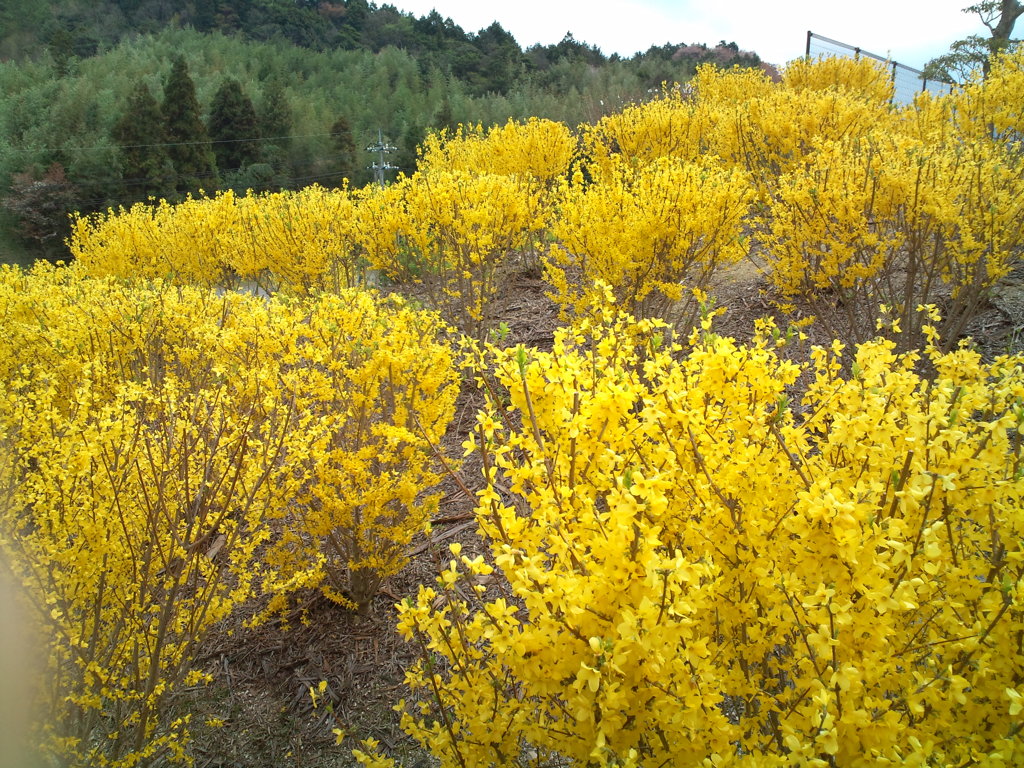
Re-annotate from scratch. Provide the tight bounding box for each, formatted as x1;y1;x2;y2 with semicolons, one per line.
0;0;769;261
0;0;767;95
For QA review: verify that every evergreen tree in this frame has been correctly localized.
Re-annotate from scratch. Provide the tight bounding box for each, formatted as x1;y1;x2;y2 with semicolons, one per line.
207;78;259;173
396;121;425;176
161;56;216;194
48;27;75;77
331;116;357;184
257;77;293;170
434;93;456;134
473;21;524;95
112;81;172;202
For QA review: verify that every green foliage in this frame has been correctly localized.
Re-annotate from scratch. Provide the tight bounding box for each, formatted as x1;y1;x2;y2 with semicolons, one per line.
925;0;1023;81
331;115;357;185
162;56;216;194
256;76;293;174
111;81;172;202
207;78;260;173
0;12;766;260
0;163;79;256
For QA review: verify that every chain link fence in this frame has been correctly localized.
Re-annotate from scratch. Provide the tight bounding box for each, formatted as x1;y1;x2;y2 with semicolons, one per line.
806;31;953;104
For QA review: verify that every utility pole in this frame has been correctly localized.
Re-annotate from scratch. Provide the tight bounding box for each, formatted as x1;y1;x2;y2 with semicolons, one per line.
366;129;398;187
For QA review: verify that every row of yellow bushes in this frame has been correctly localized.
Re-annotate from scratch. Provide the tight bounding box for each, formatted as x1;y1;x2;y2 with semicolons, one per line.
71;53;1024;348
4;260;1022;766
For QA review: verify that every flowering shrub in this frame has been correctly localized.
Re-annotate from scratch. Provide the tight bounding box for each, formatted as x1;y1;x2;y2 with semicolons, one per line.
381;311;1024;767
761;132;1024;350
582;85;715;177
418;118;575;184
70;185;364;294
357;170;544;337
947;47;1024;144
547;156;752;327
0;263;458;764
260;291;458;612
0;264;288;766
416;118;573;280
782;55;895;103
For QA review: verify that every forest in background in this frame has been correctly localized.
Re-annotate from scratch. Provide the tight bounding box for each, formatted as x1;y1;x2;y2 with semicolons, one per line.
0;0;769;263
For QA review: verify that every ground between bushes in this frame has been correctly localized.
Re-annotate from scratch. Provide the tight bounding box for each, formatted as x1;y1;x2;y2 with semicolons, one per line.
181;258;1024;768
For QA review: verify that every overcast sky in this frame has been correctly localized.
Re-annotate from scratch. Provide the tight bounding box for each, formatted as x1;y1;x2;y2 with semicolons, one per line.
388;0;982;69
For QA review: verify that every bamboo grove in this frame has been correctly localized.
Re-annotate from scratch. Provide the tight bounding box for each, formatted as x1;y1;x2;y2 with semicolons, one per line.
1;52;1023;766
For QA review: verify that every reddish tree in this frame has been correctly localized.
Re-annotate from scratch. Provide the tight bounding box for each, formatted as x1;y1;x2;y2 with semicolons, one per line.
2;163;80;256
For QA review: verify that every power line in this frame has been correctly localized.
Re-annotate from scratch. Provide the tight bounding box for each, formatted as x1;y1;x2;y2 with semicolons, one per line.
4;131;357;155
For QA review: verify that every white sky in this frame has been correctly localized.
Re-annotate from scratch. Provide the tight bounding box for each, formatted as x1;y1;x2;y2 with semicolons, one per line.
388;0;983;69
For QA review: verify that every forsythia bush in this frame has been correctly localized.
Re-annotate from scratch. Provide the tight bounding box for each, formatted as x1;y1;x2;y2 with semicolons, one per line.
357;170;545;337
417;118;575;277
0;263;289;766
745;52;1021;347
761;132;1024;350
782;55;895;103
71;185;365;294
573;58;908;337
718;83;897;188
383;311;1024;767
0;263;458;765
418;118;575;184
261;291;458;612
582;84;715;178
71;54;1024;352
582;60;889;184
547;158;752;326
948;47;1024;144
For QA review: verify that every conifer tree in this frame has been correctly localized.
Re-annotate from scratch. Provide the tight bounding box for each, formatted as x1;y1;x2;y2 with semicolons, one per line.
331;116;357;184
161;56;216;194
47;27;74;78
112;81;172;202
396;121;425;175
434;94;456;134
257;78;293;170
207;78;259;172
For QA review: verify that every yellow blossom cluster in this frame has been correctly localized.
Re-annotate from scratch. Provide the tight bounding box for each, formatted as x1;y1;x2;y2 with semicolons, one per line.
761;133;1023;349
71;185;364;295
546;157;752;325
393;311;1024;767
781;55;895;103
0;262;457;766
412;117;576;305
72;121;564;337
7;49;1024;768
71;53;1024;349
572;53;1024;344
260;290;458;612
581;82;715;176
417;118;575;184
355;170;545;337
560;59;906;332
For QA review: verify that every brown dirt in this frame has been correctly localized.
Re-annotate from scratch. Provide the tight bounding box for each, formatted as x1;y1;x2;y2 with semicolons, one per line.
181;259;1024;767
